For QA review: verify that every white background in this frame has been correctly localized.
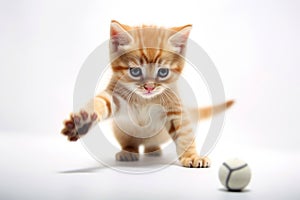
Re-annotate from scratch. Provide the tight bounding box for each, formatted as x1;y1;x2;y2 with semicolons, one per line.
1;0;299;199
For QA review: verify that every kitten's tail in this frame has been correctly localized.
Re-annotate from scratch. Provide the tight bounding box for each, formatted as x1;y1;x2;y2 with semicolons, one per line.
190;100;234;120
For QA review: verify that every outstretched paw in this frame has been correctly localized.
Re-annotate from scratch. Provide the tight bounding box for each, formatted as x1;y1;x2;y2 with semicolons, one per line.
61;110;98;141
180;154;211;168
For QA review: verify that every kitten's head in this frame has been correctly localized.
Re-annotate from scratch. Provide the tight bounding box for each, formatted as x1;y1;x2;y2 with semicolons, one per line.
109;20;191;99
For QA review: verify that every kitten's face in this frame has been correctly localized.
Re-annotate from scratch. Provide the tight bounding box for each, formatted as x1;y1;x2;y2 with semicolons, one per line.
109;20;191;99
127;65;169;98
111;49;184;99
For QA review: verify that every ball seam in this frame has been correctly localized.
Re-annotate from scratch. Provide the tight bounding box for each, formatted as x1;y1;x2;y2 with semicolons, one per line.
222;162;248;191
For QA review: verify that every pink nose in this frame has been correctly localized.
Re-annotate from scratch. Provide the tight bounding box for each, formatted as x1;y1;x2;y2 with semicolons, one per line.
144;82;155;92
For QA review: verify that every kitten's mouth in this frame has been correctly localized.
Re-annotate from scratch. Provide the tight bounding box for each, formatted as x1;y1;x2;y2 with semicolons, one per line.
143;91;155;96
144;90;154;94
134;85;163;98
143;87;160;94
138;88;160;98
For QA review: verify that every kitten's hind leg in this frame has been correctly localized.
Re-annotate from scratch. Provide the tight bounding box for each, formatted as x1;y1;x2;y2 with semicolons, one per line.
144;146;162;157
116;146;140;162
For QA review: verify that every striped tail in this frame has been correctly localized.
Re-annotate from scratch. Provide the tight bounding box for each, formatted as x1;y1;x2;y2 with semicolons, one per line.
189;100;234;120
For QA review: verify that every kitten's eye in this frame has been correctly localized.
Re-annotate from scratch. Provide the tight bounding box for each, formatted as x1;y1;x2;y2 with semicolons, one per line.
129;67;142;77
157;68;169;78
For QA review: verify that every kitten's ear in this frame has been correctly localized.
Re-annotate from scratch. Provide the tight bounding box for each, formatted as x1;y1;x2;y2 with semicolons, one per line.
168;25;192;54
110;20;134;53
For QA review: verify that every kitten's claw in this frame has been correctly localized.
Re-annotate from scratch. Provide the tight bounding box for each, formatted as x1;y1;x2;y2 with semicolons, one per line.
73;115;81;125
91;113;98;121
61;111;98;141
80;111;89;121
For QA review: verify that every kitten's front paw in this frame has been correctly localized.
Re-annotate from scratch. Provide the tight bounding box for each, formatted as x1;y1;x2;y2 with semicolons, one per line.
61;110;98;141
180;155;211;168
116;151;139;161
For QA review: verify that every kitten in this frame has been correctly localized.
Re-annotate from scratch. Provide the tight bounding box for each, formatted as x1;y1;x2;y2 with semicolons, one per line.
61;20;234;168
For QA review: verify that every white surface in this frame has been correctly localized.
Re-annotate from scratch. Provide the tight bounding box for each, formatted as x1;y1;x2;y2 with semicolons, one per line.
1;132;299;200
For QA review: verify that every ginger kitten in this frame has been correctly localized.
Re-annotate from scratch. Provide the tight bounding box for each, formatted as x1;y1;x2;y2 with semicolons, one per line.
61;20;233;168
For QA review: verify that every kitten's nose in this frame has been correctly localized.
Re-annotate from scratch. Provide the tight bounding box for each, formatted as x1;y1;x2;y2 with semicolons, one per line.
144;82;156;92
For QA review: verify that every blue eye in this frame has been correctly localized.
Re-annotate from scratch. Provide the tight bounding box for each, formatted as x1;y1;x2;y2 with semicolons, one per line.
158;68;169;78
129;68;142;77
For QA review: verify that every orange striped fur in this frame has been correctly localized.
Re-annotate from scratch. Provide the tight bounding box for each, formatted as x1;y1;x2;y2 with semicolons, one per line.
61;20;234;168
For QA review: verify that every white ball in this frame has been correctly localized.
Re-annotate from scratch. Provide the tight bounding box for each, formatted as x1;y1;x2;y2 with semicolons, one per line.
219;158;251;191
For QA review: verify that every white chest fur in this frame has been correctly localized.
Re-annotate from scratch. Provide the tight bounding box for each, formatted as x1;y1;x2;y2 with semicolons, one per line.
114;97;168;139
